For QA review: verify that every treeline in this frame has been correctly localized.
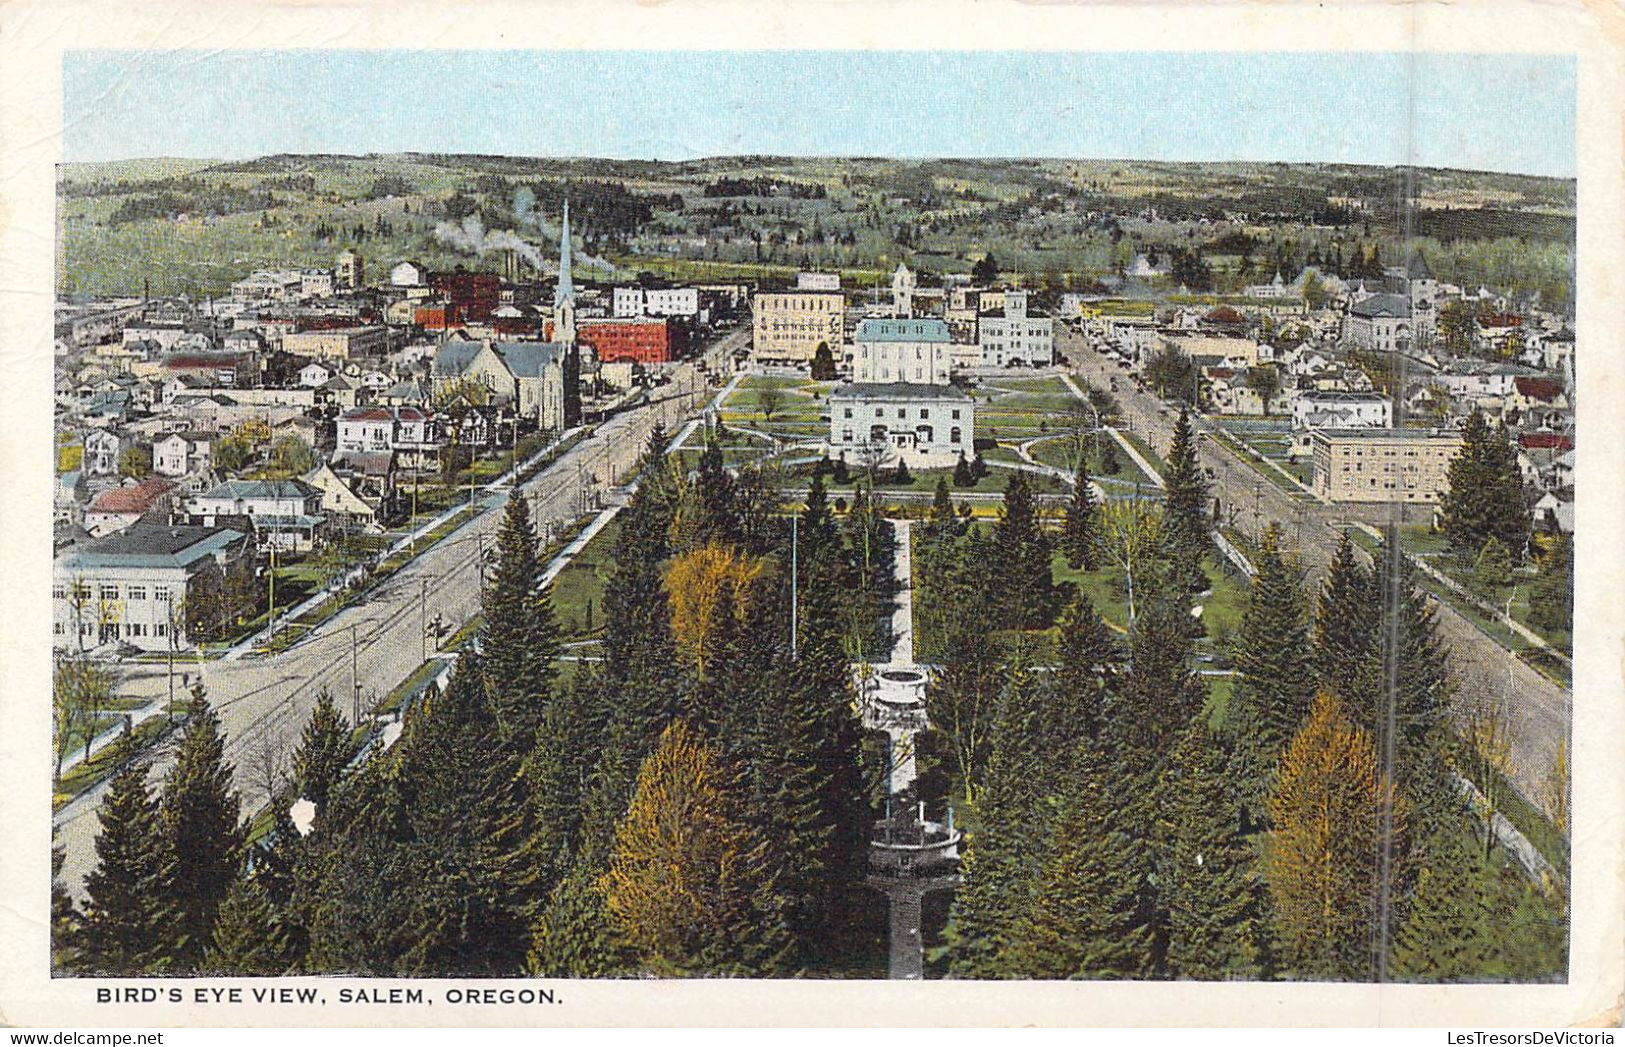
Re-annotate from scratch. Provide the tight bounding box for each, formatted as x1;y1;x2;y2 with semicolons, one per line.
60;431;898;978
107;182;283;225
703;177;828;199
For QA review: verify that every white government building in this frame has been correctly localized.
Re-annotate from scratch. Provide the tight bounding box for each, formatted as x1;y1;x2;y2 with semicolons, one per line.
829;315;975;465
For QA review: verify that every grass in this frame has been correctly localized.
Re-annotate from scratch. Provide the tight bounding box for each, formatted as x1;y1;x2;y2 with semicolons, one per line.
1205;424;1313;495
1203;674;1235;731
548;517;622;641
1116;429;1167;480
1347;529;1571;689
53;714;181;812
1025;434;1156;487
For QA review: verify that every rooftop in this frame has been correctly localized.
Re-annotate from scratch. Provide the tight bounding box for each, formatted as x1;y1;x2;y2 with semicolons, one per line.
831;381;972;402
58;524;245;571
856;318;952;343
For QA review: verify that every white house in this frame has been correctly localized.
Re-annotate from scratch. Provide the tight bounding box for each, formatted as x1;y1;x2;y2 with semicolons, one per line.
390;261;427;287
188;478;327;552
336;405;443;469
152;432;212;477
299;361;336;388
1291;390;1393;430
82;428;124;476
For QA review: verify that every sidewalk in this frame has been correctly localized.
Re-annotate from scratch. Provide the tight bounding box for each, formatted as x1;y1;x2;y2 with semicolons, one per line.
223;428;582;661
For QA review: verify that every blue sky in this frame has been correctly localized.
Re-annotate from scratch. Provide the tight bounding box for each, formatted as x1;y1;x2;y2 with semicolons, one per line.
63;50;1576;178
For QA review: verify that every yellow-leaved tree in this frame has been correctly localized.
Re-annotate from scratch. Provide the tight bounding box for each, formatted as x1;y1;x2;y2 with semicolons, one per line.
602;720;789;976
1266;691;1406;981
664;544;764;681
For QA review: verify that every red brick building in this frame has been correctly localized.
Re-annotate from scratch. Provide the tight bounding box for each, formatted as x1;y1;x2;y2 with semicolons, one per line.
573;317;676;365
429;269;501;322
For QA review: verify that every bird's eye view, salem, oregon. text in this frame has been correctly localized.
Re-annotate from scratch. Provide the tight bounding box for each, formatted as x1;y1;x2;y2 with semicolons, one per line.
48;50;1576;985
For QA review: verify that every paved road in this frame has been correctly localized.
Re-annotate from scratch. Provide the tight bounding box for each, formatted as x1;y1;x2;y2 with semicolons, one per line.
1061;326;1570;815
54;330;745;899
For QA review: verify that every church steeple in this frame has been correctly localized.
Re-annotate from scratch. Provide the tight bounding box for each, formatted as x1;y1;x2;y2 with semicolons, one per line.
554;199;575;308
553;199;577;346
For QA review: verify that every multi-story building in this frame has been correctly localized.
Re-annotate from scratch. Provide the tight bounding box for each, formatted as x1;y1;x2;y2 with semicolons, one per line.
612;286;702;320
300;269;336;299
336;404;443;469
853;318;954;384
827;383;975;465
335;250;364;291
231;270;305;303
1342;294;1414;352
53;524;249;652
976;290;1054;367
1310;428;1465;505
795;272;841;291
577;317;675;365
152;432;212;477
751;289;845;364
281;325;389;362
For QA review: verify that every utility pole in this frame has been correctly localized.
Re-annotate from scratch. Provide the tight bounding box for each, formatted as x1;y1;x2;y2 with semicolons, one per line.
351;623;360;726
790;514;799;662
420;577;428;662
266;544;277;645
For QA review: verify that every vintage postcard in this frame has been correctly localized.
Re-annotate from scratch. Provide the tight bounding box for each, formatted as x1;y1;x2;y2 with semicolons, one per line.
0;0;1621;1030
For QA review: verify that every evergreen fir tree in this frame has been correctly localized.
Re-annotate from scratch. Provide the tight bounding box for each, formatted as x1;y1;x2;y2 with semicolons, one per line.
991;470;1053;630
1388;824;1494;981
157;689;243;972
945;661;1065;977
1061;458;1100;570
1099;433;1121;476
291;687;350;813
924;478;959;543
387;656;531;974
1439;410;1529;560
51;845;78;971
1313;531;1377;702
1155;720;1266;980
480;494;561;748
1004;743;1155;979
1526;533;1573;638
74;760;173;975
953;450;974;488
527;855;625;976
1228;525;1317;825
1053;594;1119;744
202;874;296;975
1161;407;1212;592
891;457;912;485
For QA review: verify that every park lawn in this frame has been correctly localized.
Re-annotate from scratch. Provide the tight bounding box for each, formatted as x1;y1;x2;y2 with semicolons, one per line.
1204;674;1235;731
1027;434;1156;486
548;517;622;640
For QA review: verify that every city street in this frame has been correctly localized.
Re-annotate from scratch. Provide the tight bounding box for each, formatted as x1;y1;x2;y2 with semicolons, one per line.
1061;326;1571;815
53;329;745;899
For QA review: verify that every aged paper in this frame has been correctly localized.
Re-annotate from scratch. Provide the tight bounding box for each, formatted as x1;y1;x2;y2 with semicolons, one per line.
1;0;1621;1028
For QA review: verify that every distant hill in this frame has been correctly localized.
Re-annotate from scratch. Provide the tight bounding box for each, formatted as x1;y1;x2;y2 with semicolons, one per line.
56;154;1575;307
